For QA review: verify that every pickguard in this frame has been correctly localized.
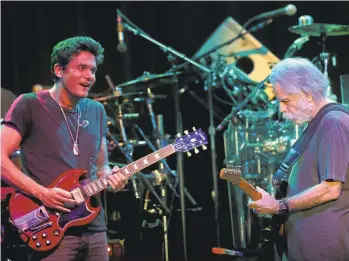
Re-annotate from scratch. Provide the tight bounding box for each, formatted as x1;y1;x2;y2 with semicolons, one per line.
57;203;91;229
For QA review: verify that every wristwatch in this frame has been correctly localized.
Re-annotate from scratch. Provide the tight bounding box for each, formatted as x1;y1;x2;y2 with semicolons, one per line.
278;198;290;215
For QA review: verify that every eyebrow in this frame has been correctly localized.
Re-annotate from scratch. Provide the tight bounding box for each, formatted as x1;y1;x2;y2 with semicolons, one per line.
78;63;97;70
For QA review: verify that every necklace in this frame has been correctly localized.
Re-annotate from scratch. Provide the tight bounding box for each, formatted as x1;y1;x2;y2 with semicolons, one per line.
58;105;81;156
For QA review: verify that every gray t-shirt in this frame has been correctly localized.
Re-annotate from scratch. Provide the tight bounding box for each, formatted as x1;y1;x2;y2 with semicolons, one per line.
285;110;349;261
2;90;108;232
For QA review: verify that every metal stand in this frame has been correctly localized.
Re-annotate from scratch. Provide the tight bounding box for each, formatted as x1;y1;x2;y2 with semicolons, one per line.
317;33;336;99
168;53;188;261
105;76;140;199
107;132;170;215
205;74;221;247
117;9;209;261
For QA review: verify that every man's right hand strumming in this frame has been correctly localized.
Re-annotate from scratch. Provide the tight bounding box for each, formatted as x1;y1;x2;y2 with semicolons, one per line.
37;187;76;213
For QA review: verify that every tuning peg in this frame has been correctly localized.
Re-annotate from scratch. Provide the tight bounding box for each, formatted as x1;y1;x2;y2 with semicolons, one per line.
192;127;196;131
184;130;189;135
202;145;207;150
176;133;181;137
194;148;199;154
186;151;192;157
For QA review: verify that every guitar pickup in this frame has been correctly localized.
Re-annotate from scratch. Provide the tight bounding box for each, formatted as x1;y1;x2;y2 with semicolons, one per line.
11;206;50;232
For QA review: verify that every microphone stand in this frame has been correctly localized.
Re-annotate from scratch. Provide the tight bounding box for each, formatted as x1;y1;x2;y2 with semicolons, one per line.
167;19;273;73
118;11;210;261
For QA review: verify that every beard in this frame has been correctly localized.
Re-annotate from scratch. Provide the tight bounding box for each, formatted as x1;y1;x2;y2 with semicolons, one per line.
282;98;314;124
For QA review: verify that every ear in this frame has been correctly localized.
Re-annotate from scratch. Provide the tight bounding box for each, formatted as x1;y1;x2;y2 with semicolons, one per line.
53;64;64;78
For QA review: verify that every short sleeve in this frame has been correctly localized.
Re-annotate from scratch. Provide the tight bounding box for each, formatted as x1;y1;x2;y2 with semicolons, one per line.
318;113;349;182
97;102;108;138
1;94;32;139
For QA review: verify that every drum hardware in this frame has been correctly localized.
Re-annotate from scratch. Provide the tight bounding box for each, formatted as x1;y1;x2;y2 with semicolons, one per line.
289;23;349;37
117;10;205;260
134;124;201;203
289;23;348;96
114;71;197;94
93;91;146;102
105;77;141;200
284;15;314;59
107;131;170;215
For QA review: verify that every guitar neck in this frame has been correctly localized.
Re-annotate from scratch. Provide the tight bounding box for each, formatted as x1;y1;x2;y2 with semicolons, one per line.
82;144;175;197
237;178;262;201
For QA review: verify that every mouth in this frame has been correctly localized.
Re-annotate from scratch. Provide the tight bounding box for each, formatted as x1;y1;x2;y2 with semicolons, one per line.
79;83;91;88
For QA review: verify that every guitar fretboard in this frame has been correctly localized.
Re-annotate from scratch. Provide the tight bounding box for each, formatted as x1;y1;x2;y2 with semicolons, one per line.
82;144;175;197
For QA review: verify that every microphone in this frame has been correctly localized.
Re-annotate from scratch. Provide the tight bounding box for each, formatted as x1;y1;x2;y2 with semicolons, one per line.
212;247;244;257
256;4;297;20
248;18;274;33
116;14;127;53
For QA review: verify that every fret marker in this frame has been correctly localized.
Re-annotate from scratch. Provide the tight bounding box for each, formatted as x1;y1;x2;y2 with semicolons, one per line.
143;159;149;164
155;153;160;159
102;179;108;186
88;186;93;194
133;164;138;170
125;169;129;174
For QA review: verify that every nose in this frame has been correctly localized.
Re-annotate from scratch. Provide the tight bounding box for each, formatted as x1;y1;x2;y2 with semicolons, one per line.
84;70;94;80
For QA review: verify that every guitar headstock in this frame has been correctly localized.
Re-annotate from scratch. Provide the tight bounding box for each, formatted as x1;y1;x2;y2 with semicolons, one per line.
219;165;242;184
173;127;208;156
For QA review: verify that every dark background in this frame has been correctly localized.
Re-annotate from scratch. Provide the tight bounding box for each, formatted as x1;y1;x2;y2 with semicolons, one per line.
2;1;349;261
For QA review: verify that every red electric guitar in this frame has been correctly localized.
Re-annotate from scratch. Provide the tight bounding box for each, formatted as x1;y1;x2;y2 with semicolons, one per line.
8;128;208;252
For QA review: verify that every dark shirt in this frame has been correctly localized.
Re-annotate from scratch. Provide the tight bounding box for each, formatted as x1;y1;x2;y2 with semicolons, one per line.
285;111;349;261
2;90;108;231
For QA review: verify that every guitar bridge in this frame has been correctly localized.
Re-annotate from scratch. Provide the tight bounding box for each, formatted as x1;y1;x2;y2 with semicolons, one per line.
11;206;49;232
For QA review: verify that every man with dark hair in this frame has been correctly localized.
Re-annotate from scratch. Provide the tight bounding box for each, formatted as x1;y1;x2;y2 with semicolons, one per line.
247;58;349;261
1;36;127;261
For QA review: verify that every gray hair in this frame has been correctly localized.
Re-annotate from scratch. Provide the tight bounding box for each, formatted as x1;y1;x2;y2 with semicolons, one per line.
269;57;330;102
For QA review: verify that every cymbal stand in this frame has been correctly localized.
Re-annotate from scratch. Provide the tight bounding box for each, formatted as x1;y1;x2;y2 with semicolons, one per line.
320;33;330;79
105;76;140;199
134;114;174;261
135;124;199;205
108;132;170;216
118;9;210;261
145;88;198;206
319;33;336;98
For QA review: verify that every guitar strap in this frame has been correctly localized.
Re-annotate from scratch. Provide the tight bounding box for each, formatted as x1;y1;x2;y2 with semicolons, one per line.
272;103;349;187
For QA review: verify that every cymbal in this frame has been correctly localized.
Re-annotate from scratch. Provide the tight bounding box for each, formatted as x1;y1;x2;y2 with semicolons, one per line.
289;23;349;37
117;71;197;92
93;92;167;102
92;91;145;102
